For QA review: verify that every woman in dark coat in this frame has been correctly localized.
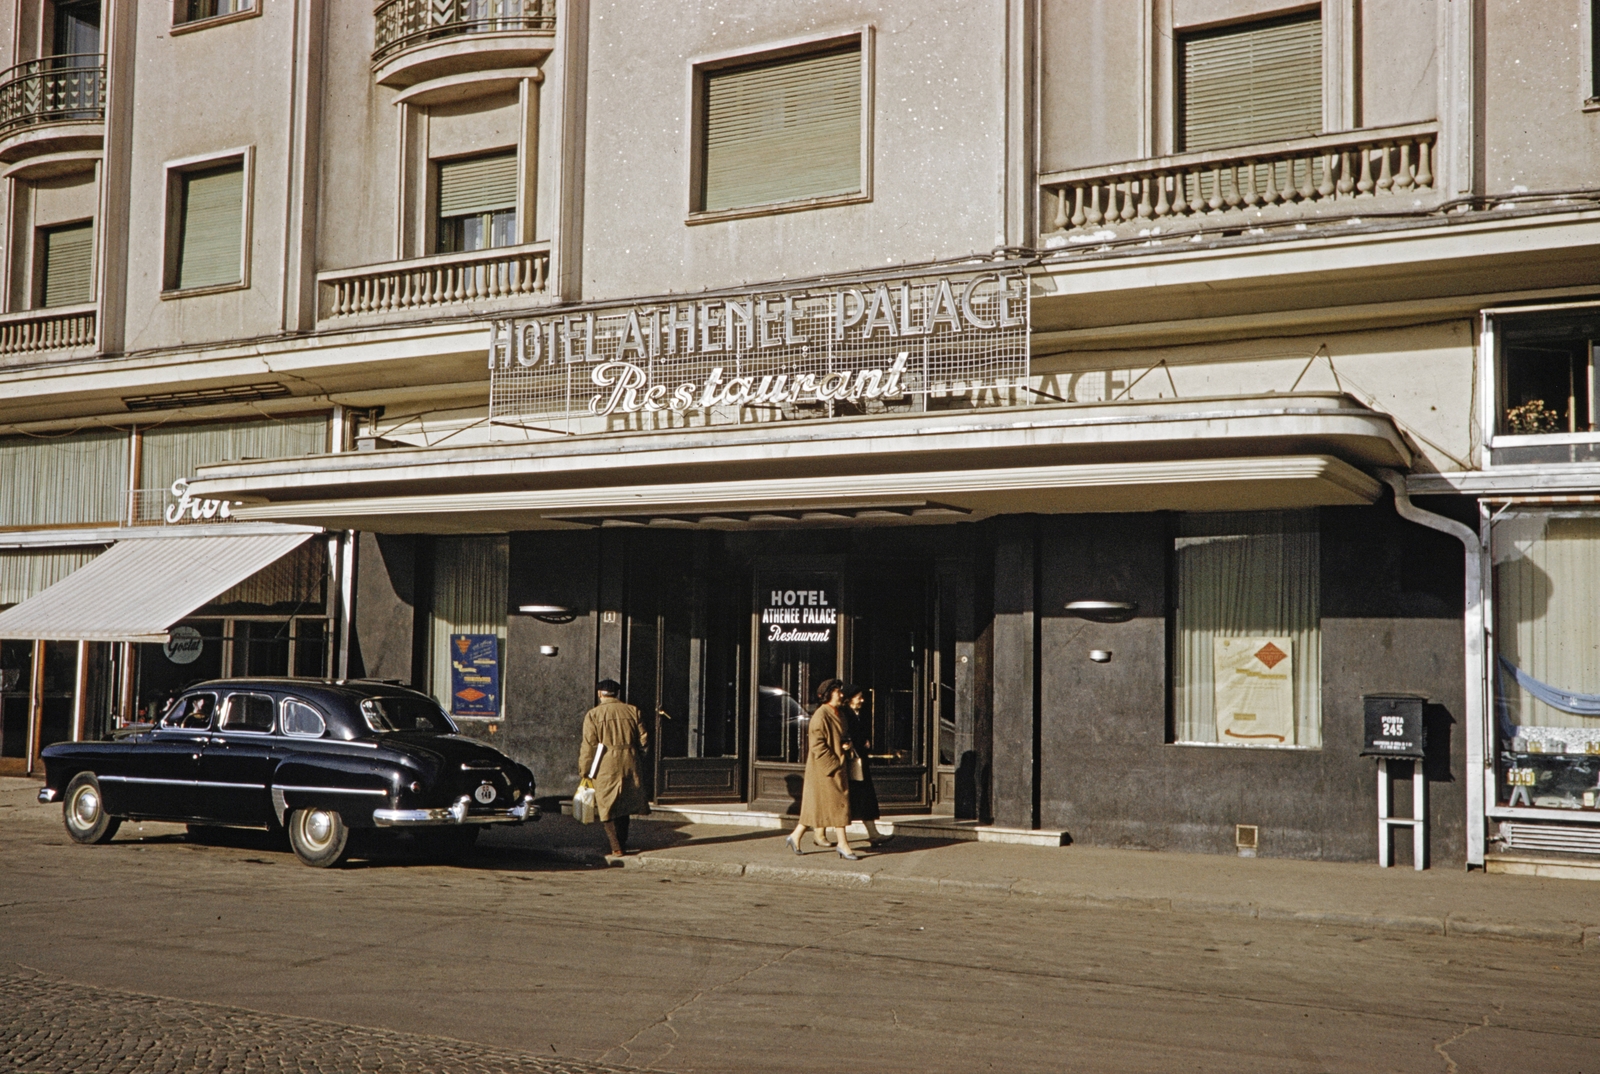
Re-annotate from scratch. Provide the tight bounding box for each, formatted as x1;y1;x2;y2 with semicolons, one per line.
818;683;891;847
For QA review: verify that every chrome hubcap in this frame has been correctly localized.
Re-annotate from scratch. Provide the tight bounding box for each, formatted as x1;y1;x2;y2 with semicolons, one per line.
71;788;99;827
303;810;333;847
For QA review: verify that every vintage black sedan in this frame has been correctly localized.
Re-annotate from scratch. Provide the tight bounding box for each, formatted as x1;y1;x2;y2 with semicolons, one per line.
37;679;537;867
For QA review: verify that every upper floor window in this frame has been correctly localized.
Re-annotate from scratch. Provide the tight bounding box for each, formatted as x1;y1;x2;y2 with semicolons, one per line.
435;151;517;254
1496;310;1599;438
1178;10;1321;152
176;0;255;27
38;221;93;307
694;38;864;215
51;0;100;57
164;155;249;293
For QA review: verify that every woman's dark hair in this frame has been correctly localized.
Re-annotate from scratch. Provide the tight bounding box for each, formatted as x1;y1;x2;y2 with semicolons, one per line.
815;677;846;702
841;683;865;702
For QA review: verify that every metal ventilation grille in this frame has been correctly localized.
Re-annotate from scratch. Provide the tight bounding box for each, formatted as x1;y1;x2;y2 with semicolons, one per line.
122;383;291;411
1499;822;1600;855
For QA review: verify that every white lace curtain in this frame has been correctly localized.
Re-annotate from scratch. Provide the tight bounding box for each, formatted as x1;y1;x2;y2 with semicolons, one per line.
1173;510;1322;747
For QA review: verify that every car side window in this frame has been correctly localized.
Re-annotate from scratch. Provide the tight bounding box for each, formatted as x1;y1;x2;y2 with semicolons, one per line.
161;693;216;730
280;698;327;738
220;693;276;734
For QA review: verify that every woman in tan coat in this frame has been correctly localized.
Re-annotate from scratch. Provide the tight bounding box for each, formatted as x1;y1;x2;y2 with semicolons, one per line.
786;678;859;859
579;678;649;857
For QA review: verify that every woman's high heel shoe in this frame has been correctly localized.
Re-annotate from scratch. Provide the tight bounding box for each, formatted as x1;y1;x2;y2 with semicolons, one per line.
836;847;860;861
784;834;803;855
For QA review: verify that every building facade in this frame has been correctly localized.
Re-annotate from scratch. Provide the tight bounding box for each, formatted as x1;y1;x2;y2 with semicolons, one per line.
2;0;1599;869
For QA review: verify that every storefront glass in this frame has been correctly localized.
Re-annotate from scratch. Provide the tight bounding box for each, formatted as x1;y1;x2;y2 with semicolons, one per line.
0;640;32;765
1173;510;1322;748
1493;510;1600;811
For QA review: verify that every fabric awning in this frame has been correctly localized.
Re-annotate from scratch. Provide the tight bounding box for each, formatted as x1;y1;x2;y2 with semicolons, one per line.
0;532;316;643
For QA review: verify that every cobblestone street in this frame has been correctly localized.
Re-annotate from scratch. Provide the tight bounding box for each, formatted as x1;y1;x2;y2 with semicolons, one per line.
3;971;627;1074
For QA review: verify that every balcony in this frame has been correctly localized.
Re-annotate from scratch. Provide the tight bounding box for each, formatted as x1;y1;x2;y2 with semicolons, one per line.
0;304;96;364
0;54;105;166
1039;122;1440;247
317;242;551;327
372;0;556;88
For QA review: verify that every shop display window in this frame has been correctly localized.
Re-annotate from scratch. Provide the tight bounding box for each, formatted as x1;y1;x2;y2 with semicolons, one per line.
1172;510;1322;748
1493;510;1600;811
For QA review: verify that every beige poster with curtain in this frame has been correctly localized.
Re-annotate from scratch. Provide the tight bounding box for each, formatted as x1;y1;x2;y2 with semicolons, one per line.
1213;637;1294;745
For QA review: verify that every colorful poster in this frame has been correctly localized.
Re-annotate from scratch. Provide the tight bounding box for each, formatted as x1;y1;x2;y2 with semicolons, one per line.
1213;637;1293;745
449;633;500;717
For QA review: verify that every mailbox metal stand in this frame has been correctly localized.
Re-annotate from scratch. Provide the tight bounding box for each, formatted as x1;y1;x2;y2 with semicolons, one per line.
1363;693;1429;870
1377;758;1427;870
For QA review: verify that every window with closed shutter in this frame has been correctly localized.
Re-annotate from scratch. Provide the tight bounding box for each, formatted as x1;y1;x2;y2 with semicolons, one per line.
1179;12;1322;153
39;221;93;308
175;162;245;289
436;151;518;253
700;42;862;213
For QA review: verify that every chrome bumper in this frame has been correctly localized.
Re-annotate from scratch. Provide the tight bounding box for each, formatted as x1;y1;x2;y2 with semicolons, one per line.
373;795;539;827
37;787;58;804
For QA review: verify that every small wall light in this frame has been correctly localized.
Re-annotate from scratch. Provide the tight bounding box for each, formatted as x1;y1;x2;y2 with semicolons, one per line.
539;645;559;657
1089;650;1112;663
519;604;576;624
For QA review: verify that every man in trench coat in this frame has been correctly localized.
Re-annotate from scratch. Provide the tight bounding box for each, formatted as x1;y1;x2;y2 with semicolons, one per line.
579;679;649;856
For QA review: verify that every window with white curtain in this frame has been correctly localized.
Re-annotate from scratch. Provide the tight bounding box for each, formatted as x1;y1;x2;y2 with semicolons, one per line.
429;536;509;717
1173;510;1322;748
1494;512;1600;745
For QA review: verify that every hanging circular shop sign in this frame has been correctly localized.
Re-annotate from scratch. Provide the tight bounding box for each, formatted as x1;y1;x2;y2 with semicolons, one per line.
164;626;204;665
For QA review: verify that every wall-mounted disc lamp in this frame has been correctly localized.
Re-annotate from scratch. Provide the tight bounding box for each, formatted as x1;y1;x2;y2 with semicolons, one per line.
1064;600;1138;623
518;604;577;624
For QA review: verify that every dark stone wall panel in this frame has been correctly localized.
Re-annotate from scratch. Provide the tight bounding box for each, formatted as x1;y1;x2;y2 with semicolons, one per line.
351;533;416;684
1033;508;1467;865
503;531;601;801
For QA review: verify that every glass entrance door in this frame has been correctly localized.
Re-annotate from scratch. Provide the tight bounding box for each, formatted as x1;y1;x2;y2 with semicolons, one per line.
849;565;931;808
750;570;841;812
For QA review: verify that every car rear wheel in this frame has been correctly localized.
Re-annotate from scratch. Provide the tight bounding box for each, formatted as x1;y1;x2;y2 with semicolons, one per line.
287;807;349;868
62;773;120;845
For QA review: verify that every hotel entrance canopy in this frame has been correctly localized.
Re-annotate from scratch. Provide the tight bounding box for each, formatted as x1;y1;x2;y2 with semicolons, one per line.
0;531;317;643
183;393;1410;534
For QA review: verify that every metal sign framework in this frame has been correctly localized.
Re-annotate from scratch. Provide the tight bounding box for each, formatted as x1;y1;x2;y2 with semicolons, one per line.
487;268;1030;432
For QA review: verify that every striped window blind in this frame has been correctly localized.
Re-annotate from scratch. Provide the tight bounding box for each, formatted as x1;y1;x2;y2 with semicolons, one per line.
700;43;861;212
437;152;518;219
140;415;328;500
0;430;128;529
176;162;245;289
39;221;93;308
1179;12;1322;153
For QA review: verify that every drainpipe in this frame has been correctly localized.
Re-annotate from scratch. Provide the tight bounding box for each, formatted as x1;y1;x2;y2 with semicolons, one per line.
1377;469;1488;867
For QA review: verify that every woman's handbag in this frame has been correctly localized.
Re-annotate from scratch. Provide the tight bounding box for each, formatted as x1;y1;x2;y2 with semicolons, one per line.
573;743;607;825
848;754;865;782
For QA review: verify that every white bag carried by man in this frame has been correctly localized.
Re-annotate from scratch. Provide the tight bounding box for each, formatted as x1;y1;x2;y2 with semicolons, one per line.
572;743;606;825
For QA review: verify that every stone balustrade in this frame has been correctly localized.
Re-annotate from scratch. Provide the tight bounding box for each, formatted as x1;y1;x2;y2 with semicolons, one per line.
0;304;95;358
1040;122;1439;243
317;243;551;323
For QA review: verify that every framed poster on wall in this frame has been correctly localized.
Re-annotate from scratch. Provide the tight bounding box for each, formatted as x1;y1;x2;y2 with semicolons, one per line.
449;633;500;717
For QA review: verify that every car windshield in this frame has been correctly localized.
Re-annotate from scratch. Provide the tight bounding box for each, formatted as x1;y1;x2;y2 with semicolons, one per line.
360;696;456;734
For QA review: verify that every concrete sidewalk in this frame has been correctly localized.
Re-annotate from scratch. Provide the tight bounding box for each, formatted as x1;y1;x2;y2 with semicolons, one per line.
487;809;1600;949
9;777;1599;948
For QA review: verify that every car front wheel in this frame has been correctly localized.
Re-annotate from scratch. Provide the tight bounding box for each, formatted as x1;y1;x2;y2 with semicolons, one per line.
287;807;349;868
62;773;120;845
